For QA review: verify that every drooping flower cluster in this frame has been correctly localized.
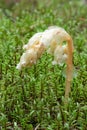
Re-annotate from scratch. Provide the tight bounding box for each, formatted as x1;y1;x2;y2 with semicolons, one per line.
16;26;74;100
16;26;70;70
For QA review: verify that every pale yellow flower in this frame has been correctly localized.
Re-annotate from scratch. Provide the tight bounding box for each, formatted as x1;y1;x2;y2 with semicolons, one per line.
23;32;43;50
17;26;71;69
40;26;69;48
52;45;68;65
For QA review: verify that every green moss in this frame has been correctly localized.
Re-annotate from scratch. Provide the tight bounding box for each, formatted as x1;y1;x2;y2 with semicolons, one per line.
0;0;87;129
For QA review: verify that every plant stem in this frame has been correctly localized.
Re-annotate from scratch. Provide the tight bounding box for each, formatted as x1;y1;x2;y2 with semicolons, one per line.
65;37;74;100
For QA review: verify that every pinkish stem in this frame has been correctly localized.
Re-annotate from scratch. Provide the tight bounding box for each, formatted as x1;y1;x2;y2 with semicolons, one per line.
65;37;74;99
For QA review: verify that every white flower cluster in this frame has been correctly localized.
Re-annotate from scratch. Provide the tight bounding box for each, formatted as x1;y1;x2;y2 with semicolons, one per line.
16;26;69;70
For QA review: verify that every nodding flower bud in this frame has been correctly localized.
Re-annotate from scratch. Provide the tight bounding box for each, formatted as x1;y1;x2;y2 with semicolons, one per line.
16;26;71;70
